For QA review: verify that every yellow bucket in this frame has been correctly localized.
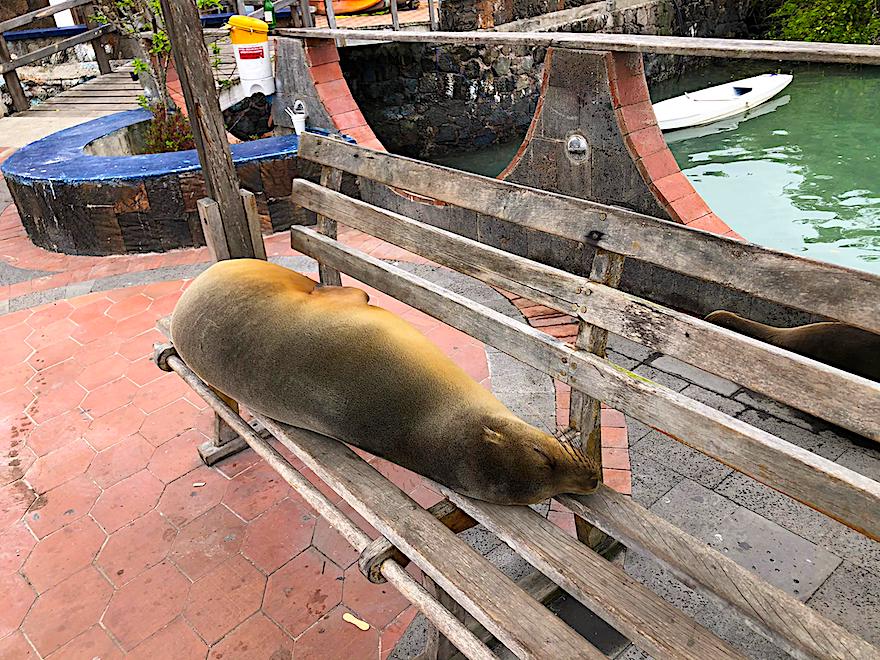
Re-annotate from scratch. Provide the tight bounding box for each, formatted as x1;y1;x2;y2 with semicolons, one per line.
228;15;269;45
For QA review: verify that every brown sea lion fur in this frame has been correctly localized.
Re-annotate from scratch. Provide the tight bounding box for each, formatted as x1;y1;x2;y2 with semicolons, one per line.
705;311;880;382
171;259;600;505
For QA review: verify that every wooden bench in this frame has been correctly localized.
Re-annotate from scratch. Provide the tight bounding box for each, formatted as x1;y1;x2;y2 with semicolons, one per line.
156;132;879;659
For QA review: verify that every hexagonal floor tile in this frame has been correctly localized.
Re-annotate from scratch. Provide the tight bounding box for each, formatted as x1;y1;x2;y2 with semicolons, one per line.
241;497;317;574
342;564;411;630
26;475;99;539
170;505;245;580
22;566;113;656
103;561;190;650
222;461;290;521
0;631;38;659
23;515;105;593
24;438;94;494
264;547;343;638
157;466;228;528
184;555;266;644
140;399;201;447
127;617;208;660
295;605;380;660
97;510;177;587
87;434;154;489
46;625;123;660
83;404;146;452
26;409;89;457
91;469;164;533
0;571;36;639
147;429;204;484
207;613;294;660
0;521;37;574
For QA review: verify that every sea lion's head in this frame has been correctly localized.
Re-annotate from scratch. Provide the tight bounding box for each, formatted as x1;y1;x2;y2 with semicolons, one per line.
455;413;601;505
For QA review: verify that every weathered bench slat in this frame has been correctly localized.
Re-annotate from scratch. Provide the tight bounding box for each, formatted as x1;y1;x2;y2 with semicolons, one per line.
291;179;880;441
0;24;115;74
278;28;880;65
438;486;746;660
253;414;605;659
296;135;880;334
159;348;497;660
560;487;879;660
290;226;880;540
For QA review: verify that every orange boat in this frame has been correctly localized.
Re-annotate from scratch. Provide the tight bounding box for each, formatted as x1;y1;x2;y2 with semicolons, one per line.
311;0;386;15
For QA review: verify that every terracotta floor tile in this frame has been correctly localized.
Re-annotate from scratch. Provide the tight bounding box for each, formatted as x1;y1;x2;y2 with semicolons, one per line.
0;361;34;396
0;631;38;659
87;434;154;489
207;613;293;660
139;399;201;447
132;376;191;415
26;409;89;457
408;483;443;509
25;439;94;494
158;465;228;528
0;480;36;530
214;445;263;479
106;294;151;321
0;571;36;638
81;377;138;419
117;329;163;362
23;515;105;593
601;426;628;448
27;338;80;373
295;605;380;660
26;319;76;351
127;617;207;660
91;469;163;533
75;354;129;391
2;442;34;486
223;460;290;521
74;333;124;365
602;468;632;496
170;505;245;580
548;509;578;538
601;446;631;471
0;521;36;574
103;561;190;650
342;564;410;630
22;566;112;656
141;280;183;300
371;459;424;495
241;497;317;574
45;625;123;660
264;547;343;637
147;429;204;484
184;555;266;644
97;510;177;587
68;298;112;326
124;356;163;387
26;475;99;538
112;311;159;342
83;404;147;452
601;408;627;428
27;380;87;425
381;608;417;659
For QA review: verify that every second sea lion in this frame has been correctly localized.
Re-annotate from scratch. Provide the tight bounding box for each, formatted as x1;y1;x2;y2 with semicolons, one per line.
705;310;880;382
171;259;600;505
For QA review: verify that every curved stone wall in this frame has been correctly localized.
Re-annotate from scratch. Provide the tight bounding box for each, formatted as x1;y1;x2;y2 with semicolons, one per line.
1;110;331;256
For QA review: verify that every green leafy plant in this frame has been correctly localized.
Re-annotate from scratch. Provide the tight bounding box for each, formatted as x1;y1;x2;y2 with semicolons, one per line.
760;0;880;43
143;102;196;153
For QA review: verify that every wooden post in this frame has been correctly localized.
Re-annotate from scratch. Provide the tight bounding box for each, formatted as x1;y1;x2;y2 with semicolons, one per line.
390;0;400;31
316;166;343;286
0;34;28;113
418;576;477;660
427;0;438;31
160;0;254;258
569;248;625;553
299;0;314;27
83;3;112;74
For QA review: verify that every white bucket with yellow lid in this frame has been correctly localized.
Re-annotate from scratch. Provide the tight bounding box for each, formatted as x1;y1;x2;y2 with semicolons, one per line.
228;15;275;96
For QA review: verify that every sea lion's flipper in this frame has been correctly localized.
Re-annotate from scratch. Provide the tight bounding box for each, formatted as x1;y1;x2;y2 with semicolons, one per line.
311;285;370;305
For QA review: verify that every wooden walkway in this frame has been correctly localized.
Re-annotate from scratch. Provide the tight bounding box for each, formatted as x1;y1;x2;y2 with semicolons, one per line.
21;65;142;119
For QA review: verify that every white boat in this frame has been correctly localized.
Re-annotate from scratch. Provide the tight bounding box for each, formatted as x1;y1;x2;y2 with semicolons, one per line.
653;73;793;132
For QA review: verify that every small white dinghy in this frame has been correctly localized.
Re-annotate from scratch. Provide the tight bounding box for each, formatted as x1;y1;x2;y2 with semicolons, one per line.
653;73;793;132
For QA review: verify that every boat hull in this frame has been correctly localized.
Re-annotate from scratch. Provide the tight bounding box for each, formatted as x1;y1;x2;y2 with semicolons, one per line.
654;73;793;132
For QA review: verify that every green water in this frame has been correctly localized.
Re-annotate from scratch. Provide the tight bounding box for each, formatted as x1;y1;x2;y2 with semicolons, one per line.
657;62;880;274
433;63;880;274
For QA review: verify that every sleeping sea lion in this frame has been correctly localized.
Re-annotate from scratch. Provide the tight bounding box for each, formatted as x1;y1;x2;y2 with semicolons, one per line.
171;259;600;505
705;311;880;382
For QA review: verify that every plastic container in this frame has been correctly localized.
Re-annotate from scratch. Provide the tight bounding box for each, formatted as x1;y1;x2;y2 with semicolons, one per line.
228;15;276;97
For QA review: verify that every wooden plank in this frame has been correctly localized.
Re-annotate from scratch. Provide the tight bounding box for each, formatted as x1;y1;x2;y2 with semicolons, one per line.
440;487;745;660
197;198;231;262
161;0;253;258
253;417;604;660
560;487;879;660
290;180;880;441
240;189;267;260
0;34;28;113
0;0;92;34
315;166;343;286
390;0;401;31
277;28;880;64
296;136;880;334
161;351;496;660
0;24;115;73
289;226;880;540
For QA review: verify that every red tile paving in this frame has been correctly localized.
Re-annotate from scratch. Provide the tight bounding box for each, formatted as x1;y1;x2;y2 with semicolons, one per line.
0;170;645;656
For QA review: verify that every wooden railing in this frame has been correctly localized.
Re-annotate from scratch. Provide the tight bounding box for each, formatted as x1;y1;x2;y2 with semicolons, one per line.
0;0;114;113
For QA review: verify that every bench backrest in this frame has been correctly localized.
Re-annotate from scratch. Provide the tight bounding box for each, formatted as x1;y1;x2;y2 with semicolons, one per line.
289;132;879;659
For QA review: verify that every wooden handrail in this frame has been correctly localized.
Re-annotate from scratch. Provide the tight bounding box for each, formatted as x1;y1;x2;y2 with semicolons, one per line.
0;23;115;74
276;27;880;65
0;0;93;35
